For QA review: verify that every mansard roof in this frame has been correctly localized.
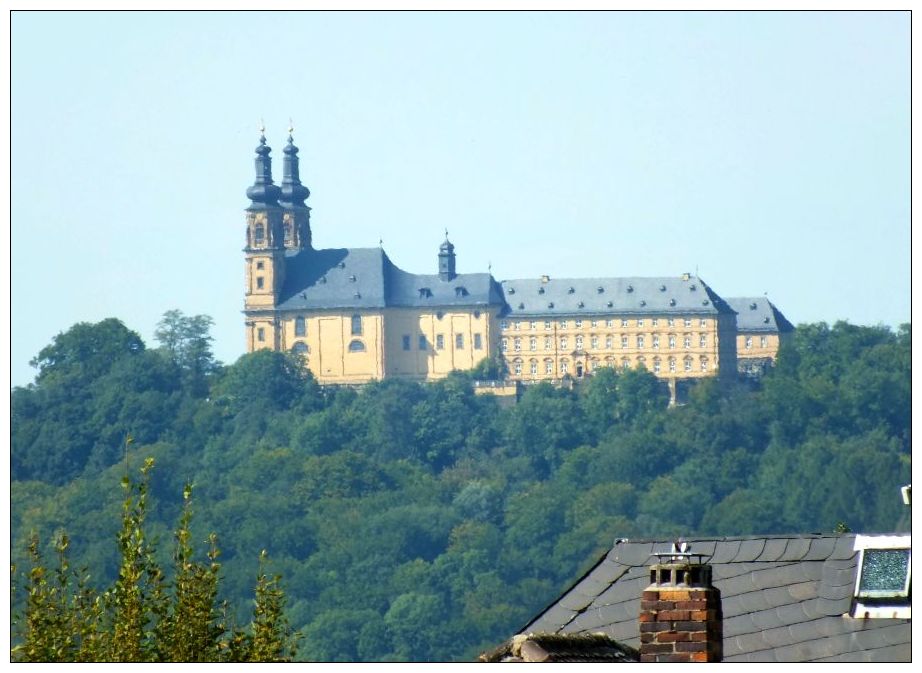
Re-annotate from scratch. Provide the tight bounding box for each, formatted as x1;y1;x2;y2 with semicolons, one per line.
498;275;735;317
522;534;911;663
726;296;795;333
275;247;504;312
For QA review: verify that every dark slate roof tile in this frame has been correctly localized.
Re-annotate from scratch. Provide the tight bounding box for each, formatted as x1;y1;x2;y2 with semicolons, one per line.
609;540;654;567
569;607;615;632
749;605;786;631
759;537;790;562
821;559;858;592
711;539;742;563
779;537;811;561
531;603;577;632
830;534;858;560
812;596;852;616
686;537;718;558
774;601;811;626
818;577;855;602
558;590;596;612
785;579;817;602
803;536;838;561
735;538;766;562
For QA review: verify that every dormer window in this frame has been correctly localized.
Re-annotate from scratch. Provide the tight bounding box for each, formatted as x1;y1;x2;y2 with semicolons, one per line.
851;535;911;619
455;286;467;297
418;287;432;299
507;287;516;294
538;287;545;294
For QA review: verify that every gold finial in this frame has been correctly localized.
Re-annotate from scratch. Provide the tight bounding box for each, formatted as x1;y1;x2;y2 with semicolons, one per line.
259;118;266;136
288;118;294;135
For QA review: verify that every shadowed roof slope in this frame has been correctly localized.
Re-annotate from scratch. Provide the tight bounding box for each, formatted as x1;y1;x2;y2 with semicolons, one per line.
726;296;795;333
523;534;911;663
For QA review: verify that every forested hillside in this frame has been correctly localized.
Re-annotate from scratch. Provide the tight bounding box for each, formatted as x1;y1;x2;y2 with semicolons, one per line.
11;315;911;661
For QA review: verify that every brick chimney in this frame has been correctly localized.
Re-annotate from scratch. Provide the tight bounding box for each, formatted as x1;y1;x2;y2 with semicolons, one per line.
639;542;722;662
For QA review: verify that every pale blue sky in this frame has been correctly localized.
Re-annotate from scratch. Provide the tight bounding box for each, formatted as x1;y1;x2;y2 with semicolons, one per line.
11;11;910;386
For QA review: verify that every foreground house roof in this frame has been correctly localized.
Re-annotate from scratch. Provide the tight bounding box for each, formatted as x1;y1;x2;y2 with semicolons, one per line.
479;632;639;663
523;534;911;663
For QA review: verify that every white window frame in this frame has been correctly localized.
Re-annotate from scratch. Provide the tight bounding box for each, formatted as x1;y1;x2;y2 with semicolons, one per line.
851;535;912;619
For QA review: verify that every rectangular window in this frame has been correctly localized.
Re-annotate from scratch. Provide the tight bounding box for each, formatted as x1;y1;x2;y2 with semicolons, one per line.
561;361;568;375
575;335;583;349
637;319;644;327
606;319;614;328
544;320;552;330
545;360;554;375
257;327;265;342
560;337;568;350
514;321;521;331
295;316;306;336
514;360;522;375
699;335;707;348
669;335;676;349
745;336;753;349
685;358;693;372
256;261;264;270
500;320;508;330
501;338;508;353
652;335;660;349
684;335;692;349
474;333;483;350
684;318;692;327
402;335;411;351
544;336;553;350
620;319;628;327
530;336;537;351
591;336;599;349
605;335;613;349
760;336;768;348
621;335;628;349
436;334;445;350
419;335;428;350
667;318;675;327
651;318;659;327
669;359;676;372
455;333;464;349
514;337;521;352
530;360;538;375
351;314;362;336
653;360;661;373
256;276;265;290
559;320;568;329
858;549;911;598
591;320;598;328
530;321;537;330
575;319;583;329
636;335;644;348
700;318;708;327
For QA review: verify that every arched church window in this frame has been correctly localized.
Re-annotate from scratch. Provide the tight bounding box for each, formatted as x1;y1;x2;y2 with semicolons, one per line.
351;314;362;336
295;316;306;337
254;224;265;246
348;340;366;352
292;342;308;356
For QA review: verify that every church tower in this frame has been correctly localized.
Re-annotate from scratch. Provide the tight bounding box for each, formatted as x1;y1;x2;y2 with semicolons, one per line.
438;232;456;281
244;129;285;350
278;126;312;250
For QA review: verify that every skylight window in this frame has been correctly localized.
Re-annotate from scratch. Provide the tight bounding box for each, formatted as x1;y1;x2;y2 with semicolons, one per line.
852;534;911;619
858;549;911;599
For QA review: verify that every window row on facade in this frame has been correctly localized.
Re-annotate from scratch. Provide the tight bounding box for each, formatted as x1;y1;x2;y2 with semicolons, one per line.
501;333;711;352
744;335;770;349
401;333;484;351
507;354;711;376
500;317;710;331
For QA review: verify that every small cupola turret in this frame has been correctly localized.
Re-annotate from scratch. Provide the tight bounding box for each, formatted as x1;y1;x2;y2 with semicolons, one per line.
438;231;456;282
246;127;281;209
278;124;312;250
279;129;310;208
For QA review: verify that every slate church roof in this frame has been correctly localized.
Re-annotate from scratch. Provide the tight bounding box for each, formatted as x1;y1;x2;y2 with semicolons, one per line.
523;534;911;663
275;247;504;312
726;296;795;333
